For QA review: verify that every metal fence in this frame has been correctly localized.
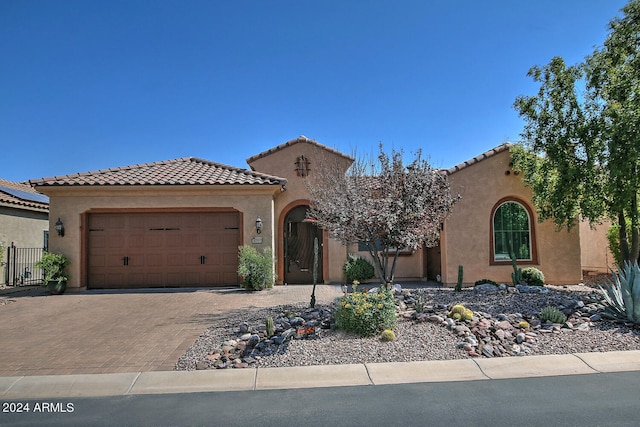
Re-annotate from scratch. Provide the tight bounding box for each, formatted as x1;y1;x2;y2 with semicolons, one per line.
3;244;44;286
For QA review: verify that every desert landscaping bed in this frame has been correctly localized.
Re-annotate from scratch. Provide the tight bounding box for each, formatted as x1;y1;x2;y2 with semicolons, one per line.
176;284;640;371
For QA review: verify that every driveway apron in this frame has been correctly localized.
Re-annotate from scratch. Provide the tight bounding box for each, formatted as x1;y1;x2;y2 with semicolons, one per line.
0;285;342;376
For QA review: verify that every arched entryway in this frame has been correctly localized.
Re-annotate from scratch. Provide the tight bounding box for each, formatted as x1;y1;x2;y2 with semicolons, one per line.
283;205;323;284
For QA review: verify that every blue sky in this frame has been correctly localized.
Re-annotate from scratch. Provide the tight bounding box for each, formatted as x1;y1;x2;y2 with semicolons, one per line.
0;0;629;182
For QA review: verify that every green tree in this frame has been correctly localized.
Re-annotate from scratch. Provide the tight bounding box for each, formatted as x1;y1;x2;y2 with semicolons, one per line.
306;145;459;284
512;0;640;263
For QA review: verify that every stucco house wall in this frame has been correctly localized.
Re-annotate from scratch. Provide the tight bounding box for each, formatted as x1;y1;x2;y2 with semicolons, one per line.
580;220;614;273
247;137;354;284
442;146;582;286
0;207;48;250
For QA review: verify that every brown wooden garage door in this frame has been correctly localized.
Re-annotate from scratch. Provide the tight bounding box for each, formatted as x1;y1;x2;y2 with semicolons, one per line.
88;211;240;288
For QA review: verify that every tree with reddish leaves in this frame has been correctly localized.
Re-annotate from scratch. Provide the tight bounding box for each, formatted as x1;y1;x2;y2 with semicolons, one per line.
306;145;459;285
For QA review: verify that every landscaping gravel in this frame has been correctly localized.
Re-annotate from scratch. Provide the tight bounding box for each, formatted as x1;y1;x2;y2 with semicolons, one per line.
175;284;640;371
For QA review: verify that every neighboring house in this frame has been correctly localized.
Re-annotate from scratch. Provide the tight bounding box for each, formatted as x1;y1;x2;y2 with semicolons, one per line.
30;137;611;291
0;178;50;284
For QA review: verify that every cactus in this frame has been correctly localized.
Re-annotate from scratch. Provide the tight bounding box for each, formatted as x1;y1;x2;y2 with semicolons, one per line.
455;265;463;292
310;237;318;308
449;304;472;321
539;306;567;324
380;329;396;341
450;304;466;315
510;251;523;286
521;267;545;286
265;316;275;337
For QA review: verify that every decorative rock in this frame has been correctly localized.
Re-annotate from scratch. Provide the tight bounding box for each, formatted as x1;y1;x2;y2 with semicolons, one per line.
481;344;495;358
428;315;444;323
454;325;470;336
516;285;550;294
196;361;209;370
289;317;305;327
474;284;499;294
496;320;513;331
516;332;526;344
589;314;602;322
576;323;590;332
248;334;260;347
239;323;249;333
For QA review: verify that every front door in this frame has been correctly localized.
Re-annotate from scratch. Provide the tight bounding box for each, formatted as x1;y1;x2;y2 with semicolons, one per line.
284;206;323;284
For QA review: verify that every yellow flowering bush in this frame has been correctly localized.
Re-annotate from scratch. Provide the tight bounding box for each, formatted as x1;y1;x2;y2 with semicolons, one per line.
335;288;396;336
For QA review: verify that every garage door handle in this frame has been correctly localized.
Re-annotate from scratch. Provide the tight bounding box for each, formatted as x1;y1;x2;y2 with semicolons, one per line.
200;256;206;265
123;256;129;266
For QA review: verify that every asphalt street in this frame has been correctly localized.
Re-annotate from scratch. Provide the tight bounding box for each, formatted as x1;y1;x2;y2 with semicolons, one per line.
2;371;639;427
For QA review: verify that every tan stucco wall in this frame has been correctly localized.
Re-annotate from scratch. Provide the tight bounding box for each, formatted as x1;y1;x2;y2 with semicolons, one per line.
249;141;354;283
39;185;280;289
580;220;614;273
0;206;49;282
443;149;583;286
0;206;48;249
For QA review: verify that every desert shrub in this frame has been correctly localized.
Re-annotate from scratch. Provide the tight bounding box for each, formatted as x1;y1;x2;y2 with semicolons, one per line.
343;254;375;283
474;278;498;286
237;246;274;291
335;288;396;336
521;267;545;286
380;329;396;341
539;306;567;324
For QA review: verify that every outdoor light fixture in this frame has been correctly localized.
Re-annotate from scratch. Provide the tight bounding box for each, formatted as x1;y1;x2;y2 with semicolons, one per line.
55;218;65;237
256;216;263;234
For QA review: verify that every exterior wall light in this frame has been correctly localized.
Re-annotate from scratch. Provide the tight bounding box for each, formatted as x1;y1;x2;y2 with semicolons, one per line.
256;216;263;234
55;218;65;237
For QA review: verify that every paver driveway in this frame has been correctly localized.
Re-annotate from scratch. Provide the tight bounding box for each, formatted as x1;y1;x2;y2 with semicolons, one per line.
0;285;342;376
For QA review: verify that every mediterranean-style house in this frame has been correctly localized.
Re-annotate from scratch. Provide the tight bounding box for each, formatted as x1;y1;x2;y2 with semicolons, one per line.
29;136;612;291
0;178;50;284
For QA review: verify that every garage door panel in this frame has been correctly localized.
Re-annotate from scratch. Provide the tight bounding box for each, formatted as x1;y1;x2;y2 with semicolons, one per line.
145;253;163;267
145;233;164;248
128;233;145;248
89;211;240;289
222;252;238;266
167;254;185;266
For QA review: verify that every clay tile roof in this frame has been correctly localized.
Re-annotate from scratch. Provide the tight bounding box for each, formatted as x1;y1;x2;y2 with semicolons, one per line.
246;135;355;164
445;143;512;175
0;178;49;211
29;158;287;187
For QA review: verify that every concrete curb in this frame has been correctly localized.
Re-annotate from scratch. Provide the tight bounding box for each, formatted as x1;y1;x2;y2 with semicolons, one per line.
2;351;640;399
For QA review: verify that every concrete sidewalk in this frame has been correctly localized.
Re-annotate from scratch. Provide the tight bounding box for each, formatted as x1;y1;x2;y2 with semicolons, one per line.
2;350;640;399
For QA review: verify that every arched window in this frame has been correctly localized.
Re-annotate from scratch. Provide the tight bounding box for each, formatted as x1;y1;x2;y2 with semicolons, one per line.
492;199;536;263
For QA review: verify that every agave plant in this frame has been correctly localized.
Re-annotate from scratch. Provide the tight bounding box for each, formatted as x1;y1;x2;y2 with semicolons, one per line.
597;261;640;324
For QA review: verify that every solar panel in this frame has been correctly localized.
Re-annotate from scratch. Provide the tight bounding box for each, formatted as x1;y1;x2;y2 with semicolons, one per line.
0;186;49;204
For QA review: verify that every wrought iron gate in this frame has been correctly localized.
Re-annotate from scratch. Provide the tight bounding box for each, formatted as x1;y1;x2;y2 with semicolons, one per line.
3;243;44;286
